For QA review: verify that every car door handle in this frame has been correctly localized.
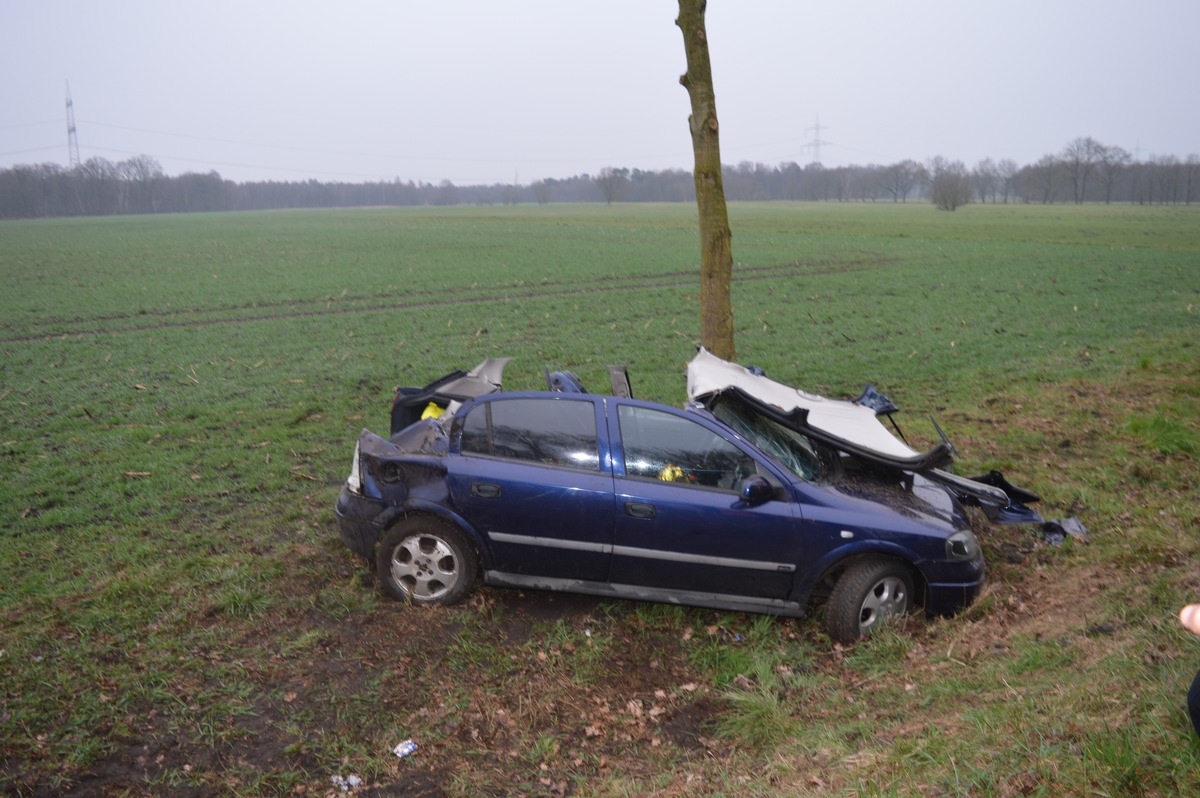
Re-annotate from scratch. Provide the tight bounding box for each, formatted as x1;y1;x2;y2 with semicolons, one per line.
472;483;502;499
624;501;656;519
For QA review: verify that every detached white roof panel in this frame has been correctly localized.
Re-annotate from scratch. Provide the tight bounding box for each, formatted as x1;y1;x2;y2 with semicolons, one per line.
686;347;920;461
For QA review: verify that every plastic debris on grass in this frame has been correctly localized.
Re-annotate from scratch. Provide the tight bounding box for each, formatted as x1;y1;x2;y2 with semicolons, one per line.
1040;517;1089;546
331;774;362;792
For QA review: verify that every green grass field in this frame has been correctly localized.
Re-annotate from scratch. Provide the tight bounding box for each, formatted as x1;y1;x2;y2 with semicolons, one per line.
2;202;1198;796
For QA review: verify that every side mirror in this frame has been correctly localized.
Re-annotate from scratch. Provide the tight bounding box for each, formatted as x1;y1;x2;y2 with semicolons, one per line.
739;475;774;506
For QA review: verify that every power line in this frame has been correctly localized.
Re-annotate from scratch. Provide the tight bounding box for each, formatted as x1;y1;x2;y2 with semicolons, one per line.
0;120;61;131
0;145;63;158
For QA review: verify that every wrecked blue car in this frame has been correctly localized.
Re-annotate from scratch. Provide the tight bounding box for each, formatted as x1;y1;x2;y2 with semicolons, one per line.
335;351;1035;643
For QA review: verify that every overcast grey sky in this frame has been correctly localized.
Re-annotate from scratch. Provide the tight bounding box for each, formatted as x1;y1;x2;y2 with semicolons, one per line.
2;1;1196;186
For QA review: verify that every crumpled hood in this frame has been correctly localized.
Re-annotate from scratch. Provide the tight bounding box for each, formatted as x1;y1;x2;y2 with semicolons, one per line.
821;465;968;533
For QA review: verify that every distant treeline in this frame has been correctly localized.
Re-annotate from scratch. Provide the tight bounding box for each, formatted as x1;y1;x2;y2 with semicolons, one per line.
1;137;1195;219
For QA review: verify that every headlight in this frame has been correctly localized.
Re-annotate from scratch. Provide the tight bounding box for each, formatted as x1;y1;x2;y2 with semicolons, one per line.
347;442;362;494
946;530;980;560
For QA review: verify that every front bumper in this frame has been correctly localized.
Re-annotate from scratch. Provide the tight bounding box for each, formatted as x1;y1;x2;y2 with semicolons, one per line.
923;555;986;617
335;483;390;559
925;575;985;617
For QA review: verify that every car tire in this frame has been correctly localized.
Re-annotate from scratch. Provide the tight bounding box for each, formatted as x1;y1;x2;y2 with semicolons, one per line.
376;517;478;605
826;557;914;644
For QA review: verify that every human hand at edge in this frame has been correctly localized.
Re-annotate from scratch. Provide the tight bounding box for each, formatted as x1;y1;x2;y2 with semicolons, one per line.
1180;604;1200;635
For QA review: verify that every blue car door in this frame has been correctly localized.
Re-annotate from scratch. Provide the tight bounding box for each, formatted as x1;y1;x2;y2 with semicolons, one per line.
447;395;615;582
607;401;800;600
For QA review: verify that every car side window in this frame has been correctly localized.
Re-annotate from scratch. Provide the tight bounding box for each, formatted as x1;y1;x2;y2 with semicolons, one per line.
460;398;600;471
617;405;758;491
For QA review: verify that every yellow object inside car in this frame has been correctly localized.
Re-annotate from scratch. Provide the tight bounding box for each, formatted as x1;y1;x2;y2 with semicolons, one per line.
658;464;686;482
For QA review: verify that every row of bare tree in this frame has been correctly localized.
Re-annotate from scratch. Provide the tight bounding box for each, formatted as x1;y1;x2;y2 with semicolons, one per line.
590;138;1198;209
1;138;1195;219
0;156;470;219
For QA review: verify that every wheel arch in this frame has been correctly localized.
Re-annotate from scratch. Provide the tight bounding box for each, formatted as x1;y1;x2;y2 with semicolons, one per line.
804;547;930;612
395;500;492;569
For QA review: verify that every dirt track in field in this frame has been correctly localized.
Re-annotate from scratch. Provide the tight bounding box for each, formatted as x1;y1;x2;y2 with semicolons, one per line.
1;258;889;344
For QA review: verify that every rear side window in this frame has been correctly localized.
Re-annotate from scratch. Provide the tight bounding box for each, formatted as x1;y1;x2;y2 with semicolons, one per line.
617;405;758;491
460;398;600;471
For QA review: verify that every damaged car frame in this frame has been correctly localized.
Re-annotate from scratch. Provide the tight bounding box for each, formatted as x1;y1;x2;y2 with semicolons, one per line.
336;350;1036;644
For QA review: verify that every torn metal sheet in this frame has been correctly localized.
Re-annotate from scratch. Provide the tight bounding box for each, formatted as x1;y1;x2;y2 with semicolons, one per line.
391;357;511;435
687;347;943;465
687;347;1039;521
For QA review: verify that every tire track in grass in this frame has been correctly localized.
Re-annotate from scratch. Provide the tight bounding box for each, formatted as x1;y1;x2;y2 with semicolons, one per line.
2;257;889;343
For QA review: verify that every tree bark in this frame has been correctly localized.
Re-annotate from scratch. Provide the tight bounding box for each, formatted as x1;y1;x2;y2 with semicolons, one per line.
676;0;735;360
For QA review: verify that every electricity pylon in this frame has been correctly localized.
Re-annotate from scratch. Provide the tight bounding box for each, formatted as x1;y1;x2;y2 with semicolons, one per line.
66;82;80;168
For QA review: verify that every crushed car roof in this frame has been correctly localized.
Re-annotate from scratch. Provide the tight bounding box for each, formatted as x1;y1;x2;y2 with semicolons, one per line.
685;347;1038;516
687;347;952;469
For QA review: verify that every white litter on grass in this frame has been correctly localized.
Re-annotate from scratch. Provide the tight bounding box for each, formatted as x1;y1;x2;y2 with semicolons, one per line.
330;774;362;792
394;739;418;758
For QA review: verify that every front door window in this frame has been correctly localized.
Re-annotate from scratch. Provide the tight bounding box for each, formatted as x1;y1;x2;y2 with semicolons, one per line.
617;405;757;490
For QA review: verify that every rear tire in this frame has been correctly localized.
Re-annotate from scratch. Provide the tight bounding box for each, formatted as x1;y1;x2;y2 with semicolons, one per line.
826;557;913;644
376;517;478;605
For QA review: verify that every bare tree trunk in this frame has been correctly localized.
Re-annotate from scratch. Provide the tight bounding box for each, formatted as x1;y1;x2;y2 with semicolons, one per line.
676;0;735;360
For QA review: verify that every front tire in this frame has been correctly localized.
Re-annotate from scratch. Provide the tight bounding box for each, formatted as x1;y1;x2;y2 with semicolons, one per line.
826;557;914;644
376;517;478;605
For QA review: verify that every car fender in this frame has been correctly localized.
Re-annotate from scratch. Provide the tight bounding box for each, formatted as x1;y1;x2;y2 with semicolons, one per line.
795;539;928;605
